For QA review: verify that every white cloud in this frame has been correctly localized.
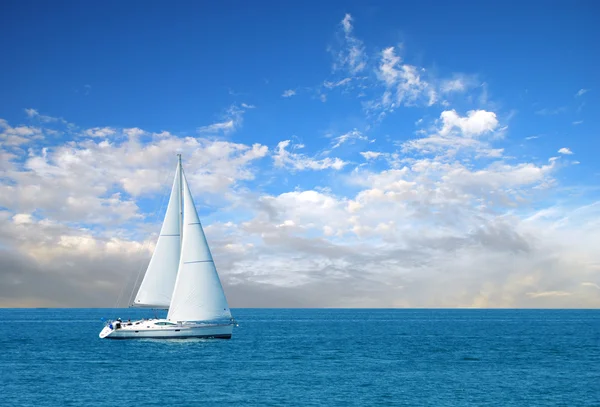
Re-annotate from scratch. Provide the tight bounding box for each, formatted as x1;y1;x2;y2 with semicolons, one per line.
84;127;117;138
440;74;477;93
282;89;296;98
440;109;498;137
402;109;501;157
331;14;367;75
441;78;466;93
366;46;439;117
24;108;67;124
197;120;235;134
378;47;402;87
0;118;43;147
385;48;433;106
323;78;352;89
572;121;583;125
1;107;598;308
25;108;38;118
0;116;268;225
331;129;367;148
224;156;597;307
360;151;382;160
273;140;347;171
197;104;248;134
558;148;573;155
12;213;34;225
575;88;589;97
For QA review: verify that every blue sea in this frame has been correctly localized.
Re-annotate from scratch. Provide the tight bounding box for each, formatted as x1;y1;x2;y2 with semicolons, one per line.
1;309;598;406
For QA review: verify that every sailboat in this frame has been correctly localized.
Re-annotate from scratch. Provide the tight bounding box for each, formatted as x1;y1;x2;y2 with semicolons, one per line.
99;155;235;339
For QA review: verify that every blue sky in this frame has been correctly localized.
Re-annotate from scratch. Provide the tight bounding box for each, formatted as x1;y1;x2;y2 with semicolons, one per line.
0;1;598;307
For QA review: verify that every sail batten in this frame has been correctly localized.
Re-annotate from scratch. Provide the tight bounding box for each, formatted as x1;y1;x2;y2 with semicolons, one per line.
132;162;182;308
167;171;231;322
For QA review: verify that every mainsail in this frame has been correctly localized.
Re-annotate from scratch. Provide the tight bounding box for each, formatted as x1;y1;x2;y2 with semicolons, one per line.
133;161;182;308
167;170;232;322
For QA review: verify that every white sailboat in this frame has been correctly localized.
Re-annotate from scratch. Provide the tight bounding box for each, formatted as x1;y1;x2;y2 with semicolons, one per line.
99;155;235;339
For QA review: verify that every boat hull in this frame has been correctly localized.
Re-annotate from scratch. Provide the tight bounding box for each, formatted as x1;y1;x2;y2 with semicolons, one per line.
99;319;233;340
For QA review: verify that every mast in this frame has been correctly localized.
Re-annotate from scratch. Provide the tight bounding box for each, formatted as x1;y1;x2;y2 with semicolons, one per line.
177;154;183;246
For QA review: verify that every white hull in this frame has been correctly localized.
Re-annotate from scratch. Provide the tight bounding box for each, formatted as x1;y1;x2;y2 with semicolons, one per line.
99;319;233;340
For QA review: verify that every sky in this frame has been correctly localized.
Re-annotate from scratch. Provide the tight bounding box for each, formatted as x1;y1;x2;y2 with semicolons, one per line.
0;0;599;308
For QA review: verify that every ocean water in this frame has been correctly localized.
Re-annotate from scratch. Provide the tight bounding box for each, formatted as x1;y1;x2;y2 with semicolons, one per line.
1;309;598;406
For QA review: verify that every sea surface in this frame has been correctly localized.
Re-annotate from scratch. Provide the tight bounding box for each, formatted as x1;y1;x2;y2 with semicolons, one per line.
1;308;598;406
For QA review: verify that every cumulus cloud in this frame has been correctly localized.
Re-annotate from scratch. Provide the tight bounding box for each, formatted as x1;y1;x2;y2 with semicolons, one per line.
0;119;43;147
439;109;499;137
402;109;502;157
0;117;268;226
1;105;598;308
84;127;117;138
218;171;599;308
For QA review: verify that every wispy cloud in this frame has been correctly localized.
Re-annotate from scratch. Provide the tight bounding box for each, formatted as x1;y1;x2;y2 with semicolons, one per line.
332;14;367;75
376;46;436;108
360;151;383;160
575;88;589;97
282;89;296;98
198;120;235;134
273;140;347;171
572;120;583;125
331;129;368;149
535;107;567;115
440;74;477;94
323;78;352;89
197;104;249;135
84;127;117;138
25;108;69;125
558;147;573;155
